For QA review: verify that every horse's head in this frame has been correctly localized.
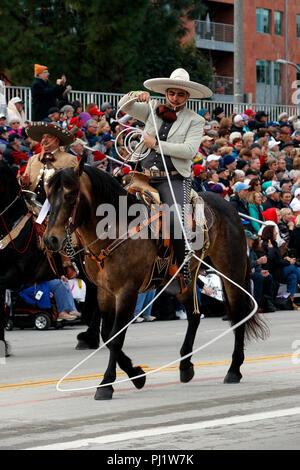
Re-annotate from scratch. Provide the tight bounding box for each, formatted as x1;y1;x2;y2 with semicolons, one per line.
44;166;86;252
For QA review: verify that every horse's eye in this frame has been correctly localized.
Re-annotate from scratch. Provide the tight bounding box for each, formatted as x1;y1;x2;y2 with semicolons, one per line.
64;191;77;202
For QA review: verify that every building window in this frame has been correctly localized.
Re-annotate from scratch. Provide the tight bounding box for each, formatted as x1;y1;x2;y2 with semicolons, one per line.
274;62;282;85
256;60;270;84
297;15;300;38
256;8;271;34
274;11;283;35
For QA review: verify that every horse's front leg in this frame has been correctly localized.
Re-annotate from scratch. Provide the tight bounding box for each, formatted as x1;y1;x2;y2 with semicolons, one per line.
178;285;201;383
94;286;139;400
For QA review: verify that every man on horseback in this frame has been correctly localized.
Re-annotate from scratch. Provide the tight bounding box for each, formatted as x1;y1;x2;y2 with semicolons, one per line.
118;69;212;292
23;122;78;203
22;122;79;279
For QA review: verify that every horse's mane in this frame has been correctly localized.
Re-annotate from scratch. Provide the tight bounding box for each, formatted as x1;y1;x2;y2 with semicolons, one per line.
48;164;136;210
83;164;136;208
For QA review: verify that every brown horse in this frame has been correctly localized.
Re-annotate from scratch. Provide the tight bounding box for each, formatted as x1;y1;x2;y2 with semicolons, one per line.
44;162;266;400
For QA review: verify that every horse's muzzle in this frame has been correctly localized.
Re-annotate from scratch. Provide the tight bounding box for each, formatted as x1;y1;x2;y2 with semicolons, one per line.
44;234;66;252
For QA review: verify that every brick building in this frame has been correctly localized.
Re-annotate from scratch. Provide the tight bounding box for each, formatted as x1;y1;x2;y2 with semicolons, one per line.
189;0;300;104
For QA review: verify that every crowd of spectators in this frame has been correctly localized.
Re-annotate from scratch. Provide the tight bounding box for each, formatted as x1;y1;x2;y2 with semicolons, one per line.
1;65;300;318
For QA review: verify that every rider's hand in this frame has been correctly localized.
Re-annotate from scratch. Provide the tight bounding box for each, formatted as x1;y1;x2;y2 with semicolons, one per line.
136;91;150;103
143;134;157;149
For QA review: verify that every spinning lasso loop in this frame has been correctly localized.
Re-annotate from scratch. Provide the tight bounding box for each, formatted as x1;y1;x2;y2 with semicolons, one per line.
114;98;151;163
56;98;258;393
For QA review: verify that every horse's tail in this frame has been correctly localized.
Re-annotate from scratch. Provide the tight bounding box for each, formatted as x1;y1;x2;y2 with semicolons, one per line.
244;257;269;342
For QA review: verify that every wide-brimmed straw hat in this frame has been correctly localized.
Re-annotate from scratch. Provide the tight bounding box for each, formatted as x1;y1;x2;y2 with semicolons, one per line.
143;68;213;99
26;121;75;146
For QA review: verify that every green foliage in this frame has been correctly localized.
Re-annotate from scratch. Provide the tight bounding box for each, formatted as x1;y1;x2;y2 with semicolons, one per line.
0;0;210;92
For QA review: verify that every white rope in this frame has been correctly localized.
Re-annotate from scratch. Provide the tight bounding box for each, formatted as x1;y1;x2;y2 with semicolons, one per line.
56;97;258;394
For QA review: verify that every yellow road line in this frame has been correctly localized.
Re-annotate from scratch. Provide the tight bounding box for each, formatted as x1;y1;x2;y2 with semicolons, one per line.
0;353;298;391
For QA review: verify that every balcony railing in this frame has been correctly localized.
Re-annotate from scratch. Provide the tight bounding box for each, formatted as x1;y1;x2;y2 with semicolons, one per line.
194;20;234;52
211;76;234;96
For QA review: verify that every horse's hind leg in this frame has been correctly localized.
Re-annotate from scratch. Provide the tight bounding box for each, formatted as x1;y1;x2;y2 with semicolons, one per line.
178;285;201;383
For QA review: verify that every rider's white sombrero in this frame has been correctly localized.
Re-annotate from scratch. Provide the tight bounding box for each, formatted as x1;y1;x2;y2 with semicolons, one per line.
26;121;75;146
143;68;213;99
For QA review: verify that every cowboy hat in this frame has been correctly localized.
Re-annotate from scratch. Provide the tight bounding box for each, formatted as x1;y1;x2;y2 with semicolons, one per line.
143;68;213;99
26;121;75;146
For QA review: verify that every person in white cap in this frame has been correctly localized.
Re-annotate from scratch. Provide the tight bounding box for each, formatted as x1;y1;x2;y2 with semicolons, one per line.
6;96;26;127
230;115;246;135
117;68;212;292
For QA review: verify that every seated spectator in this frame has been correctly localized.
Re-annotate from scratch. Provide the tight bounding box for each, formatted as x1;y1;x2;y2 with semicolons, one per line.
0;125;9;153
250;143;262;159
289;214;300;261
230;182;250;220
71;100;83;116
0;113;7;126
85;119;101;147
206;153;221;172
230;115;246;134
68;138;87;159
292;129;300;148
87;106;103;123
242;131;255;149
248;191;265;233
222;154;237;172
231;137;243;158
98;119;111;137
246;230;275;313
199;135;213;157
2;134;28;175
261;225;300;309
262;186;281;210
192;164;210;192
19;279;80;322
212;106;225;123
7;97;26;128
248;177;262;193
197;108;211;121
59;104;74;126
249;111;268;131
278;208;294;243
44;107;61;123
133;290;157;323
290;188;300;211
8;116;21;135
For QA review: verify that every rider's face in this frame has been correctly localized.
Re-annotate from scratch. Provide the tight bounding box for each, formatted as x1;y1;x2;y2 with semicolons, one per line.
165;88;190;110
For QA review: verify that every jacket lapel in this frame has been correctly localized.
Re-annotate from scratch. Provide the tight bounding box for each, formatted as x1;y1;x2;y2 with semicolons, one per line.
167;108;186;138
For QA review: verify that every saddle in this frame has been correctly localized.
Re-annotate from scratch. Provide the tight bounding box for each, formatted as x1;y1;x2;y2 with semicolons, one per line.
122;172;212;293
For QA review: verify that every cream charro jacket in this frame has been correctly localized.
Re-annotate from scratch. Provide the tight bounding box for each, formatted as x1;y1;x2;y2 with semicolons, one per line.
118;93;205;178
23;150;78;193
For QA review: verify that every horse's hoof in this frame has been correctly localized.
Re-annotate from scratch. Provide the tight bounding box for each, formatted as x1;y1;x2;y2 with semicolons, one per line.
4;341;11;357
223;371;242;384
180;366;194;383
75;340;99;350
76;332;99;350
94;385;114;400
130;366;146;389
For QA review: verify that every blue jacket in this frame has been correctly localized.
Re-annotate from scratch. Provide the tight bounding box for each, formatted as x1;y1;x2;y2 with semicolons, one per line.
19;282;51;309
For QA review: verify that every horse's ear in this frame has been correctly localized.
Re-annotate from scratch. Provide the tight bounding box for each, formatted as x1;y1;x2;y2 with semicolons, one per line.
74;153;87;176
